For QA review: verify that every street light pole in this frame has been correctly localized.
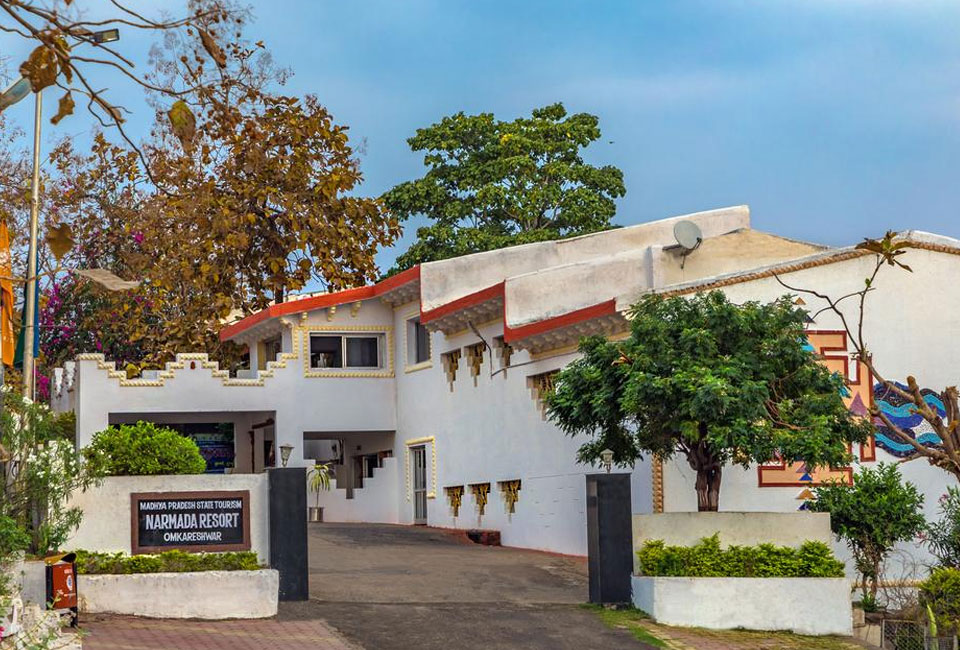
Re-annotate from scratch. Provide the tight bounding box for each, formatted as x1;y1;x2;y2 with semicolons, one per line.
21;91;42;400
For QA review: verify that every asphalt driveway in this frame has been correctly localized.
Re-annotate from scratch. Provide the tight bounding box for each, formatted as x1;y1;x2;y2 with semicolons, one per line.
280;522;653;650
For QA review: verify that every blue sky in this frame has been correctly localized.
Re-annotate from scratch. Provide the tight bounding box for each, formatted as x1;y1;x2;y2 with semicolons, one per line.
3;1;959;272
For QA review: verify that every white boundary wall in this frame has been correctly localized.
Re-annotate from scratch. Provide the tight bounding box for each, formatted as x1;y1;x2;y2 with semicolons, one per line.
632;575;852;636
79;570;278;619
67;474;270;562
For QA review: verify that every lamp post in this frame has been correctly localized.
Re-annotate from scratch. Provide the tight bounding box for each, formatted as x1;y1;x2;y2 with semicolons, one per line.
0;29;119;399
279;444;294;468
600;448;614;474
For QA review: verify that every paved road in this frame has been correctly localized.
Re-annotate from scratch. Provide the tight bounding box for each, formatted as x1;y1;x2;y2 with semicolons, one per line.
284;522;653;650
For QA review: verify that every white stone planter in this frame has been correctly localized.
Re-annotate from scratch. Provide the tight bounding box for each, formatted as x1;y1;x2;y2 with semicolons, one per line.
632;575;852;636
79;569;279;619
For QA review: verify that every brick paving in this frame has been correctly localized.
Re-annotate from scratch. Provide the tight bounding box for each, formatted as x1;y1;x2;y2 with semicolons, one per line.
79;614;357;650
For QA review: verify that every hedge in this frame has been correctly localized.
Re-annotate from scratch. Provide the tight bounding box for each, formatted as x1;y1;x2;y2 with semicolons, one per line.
920;567;960;632
81;421;207;476
636;534;845;578
74;550;261;575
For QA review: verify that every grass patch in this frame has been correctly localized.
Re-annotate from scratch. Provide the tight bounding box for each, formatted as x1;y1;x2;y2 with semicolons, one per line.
580;604;668;647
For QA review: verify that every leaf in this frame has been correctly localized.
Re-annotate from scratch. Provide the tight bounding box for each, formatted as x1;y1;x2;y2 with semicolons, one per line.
198;29;227;69
167;100;196;152
19;46;58;93
45;223;74;261
50;91;74;125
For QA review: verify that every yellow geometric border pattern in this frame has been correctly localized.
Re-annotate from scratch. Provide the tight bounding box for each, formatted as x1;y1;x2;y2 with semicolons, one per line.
404;436;437;501
298;324;395;378
74;351;298;388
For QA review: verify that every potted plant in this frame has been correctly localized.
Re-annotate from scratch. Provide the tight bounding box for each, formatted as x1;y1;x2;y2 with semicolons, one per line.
307;463;331;523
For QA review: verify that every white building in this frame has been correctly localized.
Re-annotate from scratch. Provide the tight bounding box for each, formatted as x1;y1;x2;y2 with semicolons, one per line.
52;205;960;559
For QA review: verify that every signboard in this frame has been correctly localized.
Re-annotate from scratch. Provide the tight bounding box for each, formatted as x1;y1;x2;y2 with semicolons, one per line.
165;422;236;473
131;490;250;554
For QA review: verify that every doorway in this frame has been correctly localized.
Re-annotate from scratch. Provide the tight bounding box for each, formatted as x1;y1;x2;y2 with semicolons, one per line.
411;445;427;525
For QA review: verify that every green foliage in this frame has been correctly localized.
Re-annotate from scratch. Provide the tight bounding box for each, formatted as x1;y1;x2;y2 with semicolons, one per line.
383;103;625;273
82;421;207;476
0;390;101;556
547;291;872;510
809;463;926;601
926;487;960;569
74;549;261;574
920;568;960;633
636;534;845;578
51;410;77;444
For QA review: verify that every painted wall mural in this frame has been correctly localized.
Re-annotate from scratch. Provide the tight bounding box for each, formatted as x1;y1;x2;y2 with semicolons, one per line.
873;381;944;457
757;330;873;488
756;327;948;493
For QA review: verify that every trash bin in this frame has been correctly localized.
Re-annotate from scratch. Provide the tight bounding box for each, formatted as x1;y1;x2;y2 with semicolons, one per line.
44;552;77;627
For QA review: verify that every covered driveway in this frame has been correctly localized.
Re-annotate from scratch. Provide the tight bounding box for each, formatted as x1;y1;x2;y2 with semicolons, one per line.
281;522;653;650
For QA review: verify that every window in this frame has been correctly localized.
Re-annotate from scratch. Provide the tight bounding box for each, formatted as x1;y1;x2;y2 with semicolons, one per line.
261;335;282;368
310;334;383;369
406;317;431;366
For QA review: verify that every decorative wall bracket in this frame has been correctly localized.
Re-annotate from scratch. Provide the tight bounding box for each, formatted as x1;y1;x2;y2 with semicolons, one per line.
499;479;521;514
441;350;461;391
445;485;464;517
469;482;491;516
527;370;558;419
464;343;484;386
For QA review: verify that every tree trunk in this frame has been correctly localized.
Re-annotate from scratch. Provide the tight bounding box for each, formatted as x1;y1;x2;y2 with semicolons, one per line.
694;465;722;512
688;436;723;512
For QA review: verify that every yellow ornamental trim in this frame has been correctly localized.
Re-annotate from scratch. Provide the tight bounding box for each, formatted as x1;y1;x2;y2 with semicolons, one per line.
299;324;395;378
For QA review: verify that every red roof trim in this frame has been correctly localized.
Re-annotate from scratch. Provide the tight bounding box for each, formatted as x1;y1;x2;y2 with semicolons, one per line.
503;299;618;343
219;266;421;342
419;282;505;324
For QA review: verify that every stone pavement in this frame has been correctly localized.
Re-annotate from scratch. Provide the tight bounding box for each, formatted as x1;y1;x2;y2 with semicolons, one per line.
79;614;357;650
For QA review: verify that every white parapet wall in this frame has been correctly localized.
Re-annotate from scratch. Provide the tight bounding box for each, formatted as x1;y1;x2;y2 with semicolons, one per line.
632;575;852;636
67;474;270;561
79;569;279;619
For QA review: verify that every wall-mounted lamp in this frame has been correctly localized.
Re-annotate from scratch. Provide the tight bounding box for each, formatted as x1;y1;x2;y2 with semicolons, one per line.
600;449;614;474
279;443;294;468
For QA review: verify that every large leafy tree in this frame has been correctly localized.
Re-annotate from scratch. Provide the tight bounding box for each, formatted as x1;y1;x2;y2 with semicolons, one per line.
35;4;398;373
383;103;625;273
547;291;873;511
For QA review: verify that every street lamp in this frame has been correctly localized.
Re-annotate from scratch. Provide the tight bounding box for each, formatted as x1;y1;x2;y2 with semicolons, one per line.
0;28;119;399
600;449;614;474
279;444;294;468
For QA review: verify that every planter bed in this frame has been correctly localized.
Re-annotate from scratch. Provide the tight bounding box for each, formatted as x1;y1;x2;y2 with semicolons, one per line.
632;575;852;636
79;569;279;619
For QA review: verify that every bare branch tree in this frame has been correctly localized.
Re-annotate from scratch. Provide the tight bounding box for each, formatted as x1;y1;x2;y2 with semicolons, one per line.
775;231;960;479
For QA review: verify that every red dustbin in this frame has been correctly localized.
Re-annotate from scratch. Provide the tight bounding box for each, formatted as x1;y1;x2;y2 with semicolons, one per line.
44;552;78;627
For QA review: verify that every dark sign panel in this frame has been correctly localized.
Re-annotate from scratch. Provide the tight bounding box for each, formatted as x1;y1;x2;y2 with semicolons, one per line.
131;490;251;554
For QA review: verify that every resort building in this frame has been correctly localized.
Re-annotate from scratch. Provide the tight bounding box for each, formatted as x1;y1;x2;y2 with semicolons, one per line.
51;205;960;559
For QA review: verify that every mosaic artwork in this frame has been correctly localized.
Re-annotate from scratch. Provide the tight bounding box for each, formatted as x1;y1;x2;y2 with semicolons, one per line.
872;381;945;457
757;330;871;488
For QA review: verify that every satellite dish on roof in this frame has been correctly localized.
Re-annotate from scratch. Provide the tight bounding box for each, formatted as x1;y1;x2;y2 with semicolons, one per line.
673;221;703;252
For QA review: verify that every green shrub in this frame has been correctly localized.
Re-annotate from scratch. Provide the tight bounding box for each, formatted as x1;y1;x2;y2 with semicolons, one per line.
636;534;845;578
74;550;261;574
808;463;926;602
920;567;960;633
81;421;207;476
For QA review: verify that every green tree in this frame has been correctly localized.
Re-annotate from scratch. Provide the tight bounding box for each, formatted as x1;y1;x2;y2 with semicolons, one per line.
546;290;872;511
383;103;625;273
809;463;926;604
82;421;207;476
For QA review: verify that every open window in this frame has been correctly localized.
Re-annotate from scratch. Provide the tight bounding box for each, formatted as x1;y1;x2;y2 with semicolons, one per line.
310;334;384;369
406;317;431;366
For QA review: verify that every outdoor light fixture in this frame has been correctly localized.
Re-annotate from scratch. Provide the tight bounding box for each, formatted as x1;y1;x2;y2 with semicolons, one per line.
279;443;294;468
600;448;614;473
73;28;120;44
